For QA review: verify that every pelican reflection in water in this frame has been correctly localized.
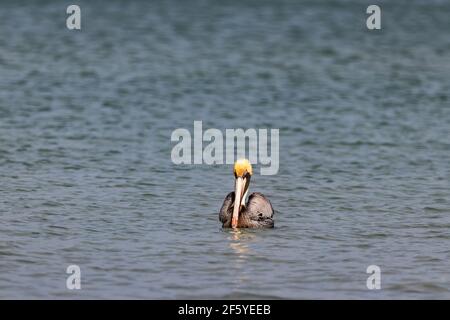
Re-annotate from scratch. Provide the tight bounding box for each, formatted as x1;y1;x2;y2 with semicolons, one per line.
219;159;274;228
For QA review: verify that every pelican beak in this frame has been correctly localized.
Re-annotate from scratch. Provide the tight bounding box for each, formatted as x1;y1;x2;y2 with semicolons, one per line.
232;176;246;228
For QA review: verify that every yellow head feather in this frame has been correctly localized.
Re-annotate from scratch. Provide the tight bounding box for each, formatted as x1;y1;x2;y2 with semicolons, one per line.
234;158;253;177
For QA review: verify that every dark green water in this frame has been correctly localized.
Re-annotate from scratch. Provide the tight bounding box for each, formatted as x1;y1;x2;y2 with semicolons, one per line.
1;0;450;298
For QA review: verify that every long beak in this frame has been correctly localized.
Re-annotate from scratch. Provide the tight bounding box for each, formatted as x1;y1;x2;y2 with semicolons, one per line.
232;177;245;228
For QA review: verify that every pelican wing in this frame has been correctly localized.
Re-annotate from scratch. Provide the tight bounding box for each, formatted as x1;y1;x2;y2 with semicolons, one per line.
243;192;274;228
219;192;234;227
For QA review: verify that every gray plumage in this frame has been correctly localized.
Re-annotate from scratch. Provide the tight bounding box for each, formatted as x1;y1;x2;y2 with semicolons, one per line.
219;192;274;228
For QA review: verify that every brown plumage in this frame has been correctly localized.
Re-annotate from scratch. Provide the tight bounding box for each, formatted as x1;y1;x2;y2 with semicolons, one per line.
219;191;274;228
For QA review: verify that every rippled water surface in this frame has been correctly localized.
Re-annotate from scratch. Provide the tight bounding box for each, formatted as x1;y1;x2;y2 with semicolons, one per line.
1;0;450;299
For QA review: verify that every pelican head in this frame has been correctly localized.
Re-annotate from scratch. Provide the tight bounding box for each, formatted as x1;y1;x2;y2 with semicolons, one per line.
232;158;253;228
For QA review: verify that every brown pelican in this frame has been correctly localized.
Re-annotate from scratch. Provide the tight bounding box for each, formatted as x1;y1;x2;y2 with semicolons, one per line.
219;159;274;228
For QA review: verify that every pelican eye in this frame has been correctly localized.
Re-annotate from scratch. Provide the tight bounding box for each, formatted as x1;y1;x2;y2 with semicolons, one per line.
234;170;250;179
